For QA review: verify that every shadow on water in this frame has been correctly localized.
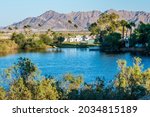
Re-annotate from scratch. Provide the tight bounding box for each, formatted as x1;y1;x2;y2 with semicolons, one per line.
0;50;19;57
130;51;150;57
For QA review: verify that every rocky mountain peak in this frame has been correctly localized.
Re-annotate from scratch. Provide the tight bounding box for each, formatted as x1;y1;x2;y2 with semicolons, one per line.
4;10;150;31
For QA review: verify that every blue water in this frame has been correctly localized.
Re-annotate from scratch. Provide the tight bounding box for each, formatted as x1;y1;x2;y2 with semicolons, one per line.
0;48;150;86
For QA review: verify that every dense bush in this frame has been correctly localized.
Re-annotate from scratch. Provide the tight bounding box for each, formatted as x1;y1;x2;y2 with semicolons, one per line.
11;33;26;47
114;57;149;99
54;36;65;45
0;40;18;53
129;23;150;48
35;78;59;100
23;39;47;50
39;34;53;45
101;32;122;51
8;78;32;100
11;33;48;50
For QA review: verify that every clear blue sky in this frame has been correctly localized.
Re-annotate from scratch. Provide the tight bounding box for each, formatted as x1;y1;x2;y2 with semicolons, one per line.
0;0;150;26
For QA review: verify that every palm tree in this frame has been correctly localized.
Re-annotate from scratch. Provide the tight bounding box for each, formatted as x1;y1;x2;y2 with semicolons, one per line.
125;23;131;38
129;22;136;36
120;20;128;39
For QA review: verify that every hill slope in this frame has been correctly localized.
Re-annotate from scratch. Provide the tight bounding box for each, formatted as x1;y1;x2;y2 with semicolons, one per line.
6;9;150;31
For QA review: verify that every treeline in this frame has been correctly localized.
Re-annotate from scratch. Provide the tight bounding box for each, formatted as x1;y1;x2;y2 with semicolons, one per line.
0;32;65;54
11;32;65;50
89;13;150;52
0;57;150;100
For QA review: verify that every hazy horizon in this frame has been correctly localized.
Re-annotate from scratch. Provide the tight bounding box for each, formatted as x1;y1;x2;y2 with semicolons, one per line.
0;0;150;26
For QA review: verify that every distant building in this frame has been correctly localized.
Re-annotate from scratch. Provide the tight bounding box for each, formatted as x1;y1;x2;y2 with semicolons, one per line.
65;35;96;43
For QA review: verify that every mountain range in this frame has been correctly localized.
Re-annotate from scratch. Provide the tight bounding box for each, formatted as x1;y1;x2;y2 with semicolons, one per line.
5;9;150;31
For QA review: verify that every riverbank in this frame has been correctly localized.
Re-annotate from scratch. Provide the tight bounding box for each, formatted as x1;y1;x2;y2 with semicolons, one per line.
0;40;19;53
100;47;150;55
57;42;99;48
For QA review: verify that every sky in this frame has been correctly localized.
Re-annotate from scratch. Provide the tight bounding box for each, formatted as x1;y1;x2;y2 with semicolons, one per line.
0;0;150;26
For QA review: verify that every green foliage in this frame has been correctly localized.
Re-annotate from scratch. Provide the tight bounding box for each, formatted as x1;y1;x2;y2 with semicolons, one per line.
59;74;83;99
8;78;32;100
35;78;59;100
11;33;47;50
120;20;128;39
101;32;122;51
88;23;100;35
80;77;106;100
0;40;18;53
89;13;120;36
129;23;150;48
89;13;121;46
23;39;47;50
13;57;40;84
54;36;65;44
11;33;26;47
115;57;148;99
40;34;53;45
0;87;6;100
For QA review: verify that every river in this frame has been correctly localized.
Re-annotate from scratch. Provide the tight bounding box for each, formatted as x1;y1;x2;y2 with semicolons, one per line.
0;48;150;85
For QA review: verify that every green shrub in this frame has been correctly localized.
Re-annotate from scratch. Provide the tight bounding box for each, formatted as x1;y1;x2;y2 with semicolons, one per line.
0;87;6;100
35;79;59;100
11;33;26;47
8;78;32;100
40;34;53;45
0;40;18;53
101;32;122;51
23;39;47;50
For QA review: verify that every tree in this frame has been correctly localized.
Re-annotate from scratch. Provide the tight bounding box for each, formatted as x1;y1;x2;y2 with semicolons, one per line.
13;57;40;86
101;32;122;51
125;23;131;38
89;13;120;42
40;34;53;45
129;23;150;47
35;78;59;100
56;36;65;45
120;20;128;39
129;22;136;36
88;23;100;35
59;74;83;99
8;78;32;100
11;33;26;47
115;57;148;99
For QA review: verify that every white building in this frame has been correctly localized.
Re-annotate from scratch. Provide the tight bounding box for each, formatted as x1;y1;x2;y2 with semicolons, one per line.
65;35;96;43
